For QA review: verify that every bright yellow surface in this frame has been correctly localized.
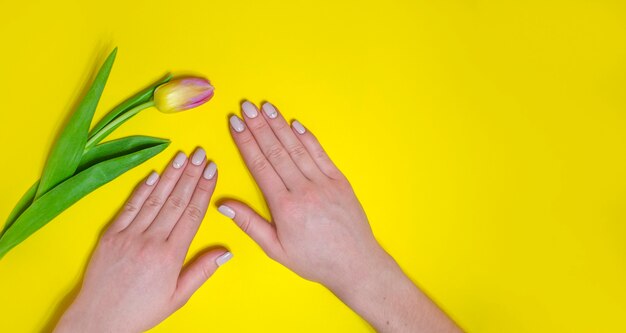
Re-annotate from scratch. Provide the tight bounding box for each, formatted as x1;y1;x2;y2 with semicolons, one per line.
1;0;625;332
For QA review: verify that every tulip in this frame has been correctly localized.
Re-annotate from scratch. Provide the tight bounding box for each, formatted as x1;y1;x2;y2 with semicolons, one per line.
84;76;214;149
154;78;214;113
1;49;218;258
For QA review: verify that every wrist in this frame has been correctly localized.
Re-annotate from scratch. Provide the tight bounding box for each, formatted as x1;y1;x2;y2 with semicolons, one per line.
324;245;399;298
55;295;123;333
323;247;437;332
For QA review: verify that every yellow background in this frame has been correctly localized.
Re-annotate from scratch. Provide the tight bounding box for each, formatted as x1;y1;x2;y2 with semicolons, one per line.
0;0;625;332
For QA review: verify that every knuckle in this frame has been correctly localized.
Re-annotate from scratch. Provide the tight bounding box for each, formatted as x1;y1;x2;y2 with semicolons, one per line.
250;156;270;173
238;216;252;233
201;264;214;280
168;195;187;209
196;179;215;192
183;167;199;178
314;149;330;161
239;133;256;145
272;120;288;131
266;145;286;161
123;201;139;213
250;120;267;131
145;195;164;208
162;169;180;181
286;143;308;159
185;204;205;221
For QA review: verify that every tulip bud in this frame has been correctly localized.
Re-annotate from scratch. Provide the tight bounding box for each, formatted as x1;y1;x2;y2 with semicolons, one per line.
154;77;214;113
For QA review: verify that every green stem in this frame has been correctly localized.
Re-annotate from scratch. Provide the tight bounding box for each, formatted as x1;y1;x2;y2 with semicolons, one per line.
84;100;155;150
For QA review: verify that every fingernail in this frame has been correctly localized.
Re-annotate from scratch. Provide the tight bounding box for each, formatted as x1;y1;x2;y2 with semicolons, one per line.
216;251;233;266
242;101;259;118
172;152;187;169
191;147;206;166
145;171;159;186
218;205;236;218
203;162;217;180
229;115;245;133
262;102;278;119
292;120;306;134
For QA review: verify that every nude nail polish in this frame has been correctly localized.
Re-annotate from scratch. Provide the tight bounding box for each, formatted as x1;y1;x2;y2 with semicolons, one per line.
230;115;245;133
262;102;278;119
203;162;217;180
172;152;187;169
242;101;259;118
218;205;236;218
292;120;306;134
216;252;233;266
145;171;159;186
191;147;206;166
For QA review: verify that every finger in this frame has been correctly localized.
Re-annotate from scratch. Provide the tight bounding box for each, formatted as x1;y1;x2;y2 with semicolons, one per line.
108;171;160;233
217;200;284;261
126;151;188;233
240;101;306;189
260;102;325;181
147;147;206;237
291;120;344;180
173;248;232;308
229;114;287;197
168;161;218;257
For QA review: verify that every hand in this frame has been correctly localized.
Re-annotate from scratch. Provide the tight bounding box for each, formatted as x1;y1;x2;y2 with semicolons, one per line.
55;148;231;333
220;101;461;332
220;101;381;288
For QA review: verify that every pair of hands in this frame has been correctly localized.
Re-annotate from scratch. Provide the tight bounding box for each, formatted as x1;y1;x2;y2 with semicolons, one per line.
54;101;460;333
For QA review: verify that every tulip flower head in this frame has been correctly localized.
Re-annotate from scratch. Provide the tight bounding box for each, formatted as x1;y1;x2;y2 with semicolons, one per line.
154;77;214;113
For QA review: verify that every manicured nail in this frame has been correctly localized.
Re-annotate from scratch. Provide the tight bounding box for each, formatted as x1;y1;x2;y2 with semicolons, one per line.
218;205;236;218
292;120;306;134
145;171;159;186
172;152;187;169
242;101;258;118
229;115;245;133
203;162;217;180
262;102;278;119
191;147;206;166
216;251;233;266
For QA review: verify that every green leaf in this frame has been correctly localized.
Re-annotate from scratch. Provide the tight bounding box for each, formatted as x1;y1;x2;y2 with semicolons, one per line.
78;136;170;173
88;73;172;140
0;141;169;259
35;48;118;199
1;136;169;237
1;182;39;235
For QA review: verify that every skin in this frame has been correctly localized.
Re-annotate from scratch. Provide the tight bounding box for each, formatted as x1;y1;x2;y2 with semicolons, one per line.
222;102;461;332
55;149;226;333
55;101;461;332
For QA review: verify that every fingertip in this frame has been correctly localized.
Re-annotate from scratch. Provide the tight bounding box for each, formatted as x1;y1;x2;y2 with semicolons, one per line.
291;120;306;135
172;151;188;169
145;171;159;186
261;102;279;119
217;204;236;219
191;147;207;166
202;161;218;180
229;114;246;133
215;251;234;266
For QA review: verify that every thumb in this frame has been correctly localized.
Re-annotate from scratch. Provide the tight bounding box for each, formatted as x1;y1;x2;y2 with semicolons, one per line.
217;199;284;261
173;247;232;308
